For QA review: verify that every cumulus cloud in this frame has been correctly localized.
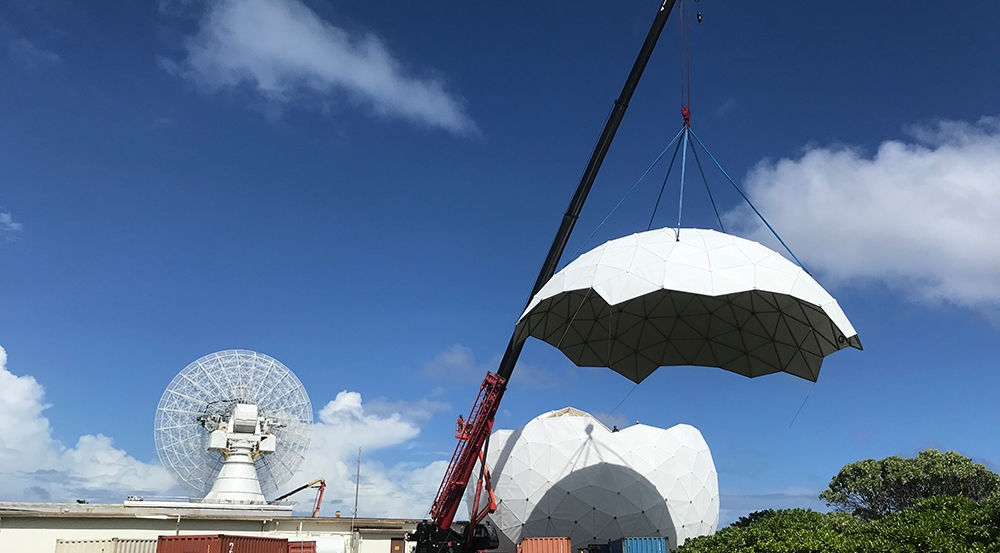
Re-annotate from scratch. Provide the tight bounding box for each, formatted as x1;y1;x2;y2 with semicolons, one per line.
0;346;179;503
8;38;60;69
287;390;447;518
730;117;1000;309
714;97;736;118
0;345;448;513
422;344;569;389
1;209;23;241
366;397;450;425
422;344;491;381
168;0;476;134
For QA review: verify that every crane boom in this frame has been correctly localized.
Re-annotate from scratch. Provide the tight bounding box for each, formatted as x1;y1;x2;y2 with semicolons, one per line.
495;0;679;382
273;478;326;517
429;372;505;528
416;2;679;551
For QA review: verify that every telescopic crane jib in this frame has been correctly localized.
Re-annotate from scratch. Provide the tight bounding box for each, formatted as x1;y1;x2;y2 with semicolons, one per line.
411;2;680;553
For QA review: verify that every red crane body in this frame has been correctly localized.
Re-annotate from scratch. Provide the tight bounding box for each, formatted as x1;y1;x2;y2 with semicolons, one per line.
429;372;505;531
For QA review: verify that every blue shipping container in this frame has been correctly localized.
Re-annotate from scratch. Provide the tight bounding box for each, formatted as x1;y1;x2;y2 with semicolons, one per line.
609;537;668;553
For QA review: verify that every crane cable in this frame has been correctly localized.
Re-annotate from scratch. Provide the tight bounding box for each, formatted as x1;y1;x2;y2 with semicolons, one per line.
679;0;692;126
575;0;808;273
688;128;810;272
568;126;686;261
673;0;693;239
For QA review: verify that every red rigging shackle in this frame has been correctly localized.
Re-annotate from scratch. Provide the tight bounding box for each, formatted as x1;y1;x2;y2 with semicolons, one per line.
682;106;691;127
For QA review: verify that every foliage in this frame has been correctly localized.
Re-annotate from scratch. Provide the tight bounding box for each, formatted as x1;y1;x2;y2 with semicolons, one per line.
819;449;1000;520
677;451;1000;553
677;508;856;553
854;496;1000;552
677;497;1000;553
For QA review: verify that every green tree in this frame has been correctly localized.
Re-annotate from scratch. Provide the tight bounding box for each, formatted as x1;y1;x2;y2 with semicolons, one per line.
819;449;1000;520
677;509;857;553
857;496;1000;553
677;497;1000;553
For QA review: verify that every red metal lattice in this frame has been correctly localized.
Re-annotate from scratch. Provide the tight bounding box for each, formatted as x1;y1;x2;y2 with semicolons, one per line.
429;371;506;530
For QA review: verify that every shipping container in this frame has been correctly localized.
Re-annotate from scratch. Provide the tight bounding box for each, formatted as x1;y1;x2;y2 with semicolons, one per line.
609;537;667;553
156;534;289;553
518;537;572;553
56;538;157;553
289;542;317;553
117;540;159;553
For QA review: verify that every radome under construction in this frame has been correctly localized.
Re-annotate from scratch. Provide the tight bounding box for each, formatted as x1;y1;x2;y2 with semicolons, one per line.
0;2;864;552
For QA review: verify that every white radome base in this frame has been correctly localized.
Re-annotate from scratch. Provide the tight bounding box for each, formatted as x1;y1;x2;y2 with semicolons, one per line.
469;408;719;552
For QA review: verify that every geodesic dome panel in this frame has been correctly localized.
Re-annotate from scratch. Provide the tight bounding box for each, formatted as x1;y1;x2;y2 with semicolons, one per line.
469;409;718;552
516;228;861;383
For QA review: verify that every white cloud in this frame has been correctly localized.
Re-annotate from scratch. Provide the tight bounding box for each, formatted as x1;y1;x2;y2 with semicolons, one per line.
170;0;476;134
0;346;179;503
714;97;736;118
422;344;572;389
509;361;571;389
0;346;448;513
8;38;60;69
422;344;490;381
1;210;23;241
366;397;450;425
730;117;1000;309
287;391;447;518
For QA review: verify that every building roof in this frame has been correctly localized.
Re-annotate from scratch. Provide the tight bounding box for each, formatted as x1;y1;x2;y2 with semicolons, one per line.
0;501;420;528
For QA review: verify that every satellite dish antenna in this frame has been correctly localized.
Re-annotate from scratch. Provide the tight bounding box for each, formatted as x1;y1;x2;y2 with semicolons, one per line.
154;350;312;503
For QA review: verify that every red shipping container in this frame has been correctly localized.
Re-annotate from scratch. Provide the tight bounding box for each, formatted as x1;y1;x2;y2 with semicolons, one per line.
157;534;289;553
519;537;572;553
288;542;317;553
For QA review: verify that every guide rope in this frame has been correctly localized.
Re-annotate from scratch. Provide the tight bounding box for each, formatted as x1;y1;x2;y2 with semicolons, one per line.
568;127;685;260
674;128;690;240
688;128;809;271
688;135;725;233
646;132;685;231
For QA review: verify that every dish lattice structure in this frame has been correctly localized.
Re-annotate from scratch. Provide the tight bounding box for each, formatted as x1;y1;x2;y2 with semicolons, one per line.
155;350;312;498
468;408;718;552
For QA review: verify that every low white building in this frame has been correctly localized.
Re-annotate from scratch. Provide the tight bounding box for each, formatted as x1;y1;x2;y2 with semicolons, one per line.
0;502;417;553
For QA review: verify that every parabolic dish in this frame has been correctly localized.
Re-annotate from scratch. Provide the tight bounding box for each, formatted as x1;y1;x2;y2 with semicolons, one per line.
515;228;861;383
154;350;313;497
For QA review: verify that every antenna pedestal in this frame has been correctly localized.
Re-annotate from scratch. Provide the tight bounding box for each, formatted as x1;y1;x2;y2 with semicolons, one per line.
204;440;267;504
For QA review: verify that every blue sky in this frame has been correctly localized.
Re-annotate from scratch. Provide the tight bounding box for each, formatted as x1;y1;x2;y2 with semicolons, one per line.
1;0;999;526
